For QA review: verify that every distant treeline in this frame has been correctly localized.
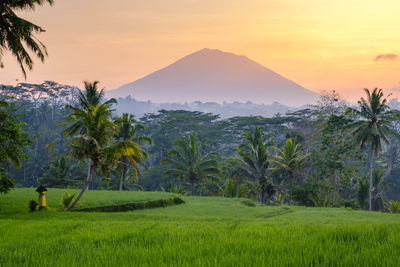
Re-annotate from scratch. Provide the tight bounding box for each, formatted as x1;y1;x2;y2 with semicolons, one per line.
2;82;400;211
115;95;294;119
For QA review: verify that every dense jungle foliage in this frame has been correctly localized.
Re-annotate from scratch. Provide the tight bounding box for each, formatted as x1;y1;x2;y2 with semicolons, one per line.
2;82;400;211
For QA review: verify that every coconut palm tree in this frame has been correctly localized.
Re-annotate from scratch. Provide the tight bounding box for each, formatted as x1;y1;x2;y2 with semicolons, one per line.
235;127;272;204
71;80;117;184
0;0;53;77
63;105;143;211
343;88;400;211
270;138;310;206
77;81;116;110
114;113;152;190
161;134;221;195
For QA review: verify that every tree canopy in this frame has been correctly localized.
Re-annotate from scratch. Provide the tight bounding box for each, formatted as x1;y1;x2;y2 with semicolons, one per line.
0;0;53;77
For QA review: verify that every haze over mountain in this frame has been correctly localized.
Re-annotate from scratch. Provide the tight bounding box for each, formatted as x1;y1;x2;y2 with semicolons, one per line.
107;49;319;107
115;97;294;119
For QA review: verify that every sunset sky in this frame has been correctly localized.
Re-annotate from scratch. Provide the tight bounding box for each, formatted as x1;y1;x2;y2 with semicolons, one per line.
1;0;400;102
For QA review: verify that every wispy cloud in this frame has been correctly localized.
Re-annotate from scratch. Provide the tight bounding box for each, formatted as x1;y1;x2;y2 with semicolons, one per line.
374;53;398;62
391;87;400;94
390;81;400;93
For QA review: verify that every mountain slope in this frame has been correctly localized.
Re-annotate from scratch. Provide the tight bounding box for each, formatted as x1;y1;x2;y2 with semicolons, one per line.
107;48;319;106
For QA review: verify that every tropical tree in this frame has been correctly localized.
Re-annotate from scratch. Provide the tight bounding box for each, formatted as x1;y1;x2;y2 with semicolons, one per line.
313;114;357;207
371;168;392;211
39;155;85;188
141;110;220;166
343;88;400;211
69;80;117;185
234;127;272;204
0;99;30;193
63;104;143;211
0;0;53;77
114;113;152;190
270;138;310;206
357;177;369;210
161;134;221;195
223;178;249;198
77;81;116;110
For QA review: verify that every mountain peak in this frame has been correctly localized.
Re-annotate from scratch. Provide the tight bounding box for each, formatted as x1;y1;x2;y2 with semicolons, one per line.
197;48;225;54
196;48;240;56
107;49;319;106
198;47;218;52
183;48;250;64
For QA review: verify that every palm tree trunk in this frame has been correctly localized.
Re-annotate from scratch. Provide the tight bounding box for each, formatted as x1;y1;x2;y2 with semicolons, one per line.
289;176;293;206
119;157;128;191
119;171;124;191
86;159;91;190
368;147;374;211
23;163;26;183
35;138;39;183
332;170;337;207
65;160;95;211
259;177;264;204
384;150;396;178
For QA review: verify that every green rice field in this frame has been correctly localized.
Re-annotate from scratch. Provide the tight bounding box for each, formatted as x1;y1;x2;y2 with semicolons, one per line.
1;188;400;266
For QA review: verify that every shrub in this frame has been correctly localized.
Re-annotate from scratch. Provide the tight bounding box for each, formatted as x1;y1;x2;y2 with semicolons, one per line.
388;200;400;213
28;199;38;212
273;193;285;205
342;199;357;209
240;199;257;207
292;177;320;207
61;191;81;210
0;176;15;194
77;196;185;212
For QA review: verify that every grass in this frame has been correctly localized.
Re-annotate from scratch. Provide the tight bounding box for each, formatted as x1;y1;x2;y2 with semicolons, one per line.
0;188;181;213
1;188;400;266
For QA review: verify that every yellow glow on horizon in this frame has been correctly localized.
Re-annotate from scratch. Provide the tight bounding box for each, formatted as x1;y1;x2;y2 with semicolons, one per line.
1;0;400;102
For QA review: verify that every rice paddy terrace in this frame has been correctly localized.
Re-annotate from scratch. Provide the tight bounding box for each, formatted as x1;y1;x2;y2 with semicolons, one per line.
1;189;400;266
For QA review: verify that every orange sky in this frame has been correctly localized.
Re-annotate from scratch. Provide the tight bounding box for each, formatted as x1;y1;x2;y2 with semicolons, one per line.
1;0;400;102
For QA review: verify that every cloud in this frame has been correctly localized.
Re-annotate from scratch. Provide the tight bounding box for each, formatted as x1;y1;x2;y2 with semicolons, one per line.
390;87;400;93
390;82;400;93
374;53;398;62
388;81;400;96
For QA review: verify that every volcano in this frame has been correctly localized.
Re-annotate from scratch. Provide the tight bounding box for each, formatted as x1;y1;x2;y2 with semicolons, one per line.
107;48;318;106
